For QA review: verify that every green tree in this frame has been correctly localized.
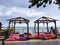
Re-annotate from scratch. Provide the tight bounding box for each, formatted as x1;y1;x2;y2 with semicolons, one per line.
28;0;60;8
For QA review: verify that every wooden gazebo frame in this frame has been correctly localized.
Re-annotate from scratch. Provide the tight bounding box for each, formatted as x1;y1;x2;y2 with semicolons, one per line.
34;16;58;38
7;17;29;36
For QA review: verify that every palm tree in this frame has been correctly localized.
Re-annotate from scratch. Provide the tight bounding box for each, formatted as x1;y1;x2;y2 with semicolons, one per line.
28;0;60;8
55;0;60;8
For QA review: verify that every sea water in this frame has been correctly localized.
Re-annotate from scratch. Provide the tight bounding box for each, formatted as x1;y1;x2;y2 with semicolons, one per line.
2;27;60;34
14;27;60;34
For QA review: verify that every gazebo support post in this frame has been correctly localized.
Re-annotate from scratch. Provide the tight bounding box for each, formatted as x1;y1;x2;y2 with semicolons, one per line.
0;23;1;31
54;21;58;38
27;23;29;33
9;21;11;29
34;23;36;33
8;21;11;36
46;22;49;32
0;22;2;36
14;22;16;33
54;21;58;34
27;23;29;37
37;22;39;39
54;21;56;30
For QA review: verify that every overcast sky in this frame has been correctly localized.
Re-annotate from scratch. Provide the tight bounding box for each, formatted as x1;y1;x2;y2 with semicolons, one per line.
0;0;60;27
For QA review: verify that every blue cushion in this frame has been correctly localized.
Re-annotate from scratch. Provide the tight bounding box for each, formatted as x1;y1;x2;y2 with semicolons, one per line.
19;37;29;41
41;36;46;40
45;32;51;34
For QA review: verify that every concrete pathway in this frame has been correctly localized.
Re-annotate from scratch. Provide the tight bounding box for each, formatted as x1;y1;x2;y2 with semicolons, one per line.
0;39;60;45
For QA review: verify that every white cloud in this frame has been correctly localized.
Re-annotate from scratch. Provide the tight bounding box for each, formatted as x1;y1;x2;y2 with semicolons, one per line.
0;5;60;27
0;6;47;18
5;7;18;16
26;11;47;17
0;12;3;16
0;5;59;21
5;10;12;15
